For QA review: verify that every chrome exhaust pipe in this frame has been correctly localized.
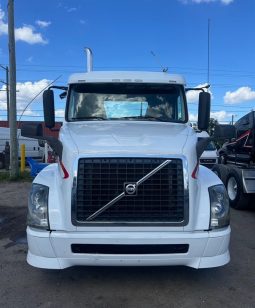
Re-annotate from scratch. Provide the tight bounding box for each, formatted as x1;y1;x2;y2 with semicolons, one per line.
84;47;93;72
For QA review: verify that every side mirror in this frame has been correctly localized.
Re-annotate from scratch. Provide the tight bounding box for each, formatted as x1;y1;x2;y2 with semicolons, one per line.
214;124;236;139
21;123;43;138
197;92;211;131
43;89;55;129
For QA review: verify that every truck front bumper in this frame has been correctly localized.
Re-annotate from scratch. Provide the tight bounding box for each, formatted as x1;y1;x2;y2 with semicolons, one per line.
27;226;230;269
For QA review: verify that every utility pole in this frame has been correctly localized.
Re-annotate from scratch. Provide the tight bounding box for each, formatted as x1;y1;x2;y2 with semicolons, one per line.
8;0;18;178
0;65;10;125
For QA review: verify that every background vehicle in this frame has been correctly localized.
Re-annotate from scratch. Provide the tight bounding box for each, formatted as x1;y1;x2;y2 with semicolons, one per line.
212;111;255;210
0;127;44;169
21;49;230;270
197;131;218;169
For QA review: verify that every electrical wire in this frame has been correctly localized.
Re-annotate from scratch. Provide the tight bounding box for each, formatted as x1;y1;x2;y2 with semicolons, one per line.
17;75;62;125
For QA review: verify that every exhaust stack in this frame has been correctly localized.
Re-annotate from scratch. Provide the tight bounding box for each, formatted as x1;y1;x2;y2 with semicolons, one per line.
84;47;93;72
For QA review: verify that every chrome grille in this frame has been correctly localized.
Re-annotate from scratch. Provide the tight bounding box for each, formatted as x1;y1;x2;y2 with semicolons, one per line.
72;158;188;225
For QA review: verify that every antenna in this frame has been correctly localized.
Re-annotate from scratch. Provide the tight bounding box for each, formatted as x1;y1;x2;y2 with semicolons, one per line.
150;51;168;72
207;19;210;84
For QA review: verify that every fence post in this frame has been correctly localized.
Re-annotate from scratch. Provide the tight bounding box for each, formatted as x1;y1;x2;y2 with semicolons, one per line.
20;143;25;173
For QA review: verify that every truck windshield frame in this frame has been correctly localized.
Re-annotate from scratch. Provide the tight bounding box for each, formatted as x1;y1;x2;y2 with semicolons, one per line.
66;83;188;123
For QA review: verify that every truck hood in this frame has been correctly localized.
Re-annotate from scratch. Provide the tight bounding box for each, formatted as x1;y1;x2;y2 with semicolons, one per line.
66;121;190;155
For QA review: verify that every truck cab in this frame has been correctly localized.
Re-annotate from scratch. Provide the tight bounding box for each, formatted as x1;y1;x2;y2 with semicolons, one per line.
22;51;230;269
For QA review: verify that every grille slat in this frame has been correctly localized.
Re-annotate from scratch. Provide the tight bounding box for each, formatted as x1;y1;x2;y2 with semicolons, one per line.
73;158;188;224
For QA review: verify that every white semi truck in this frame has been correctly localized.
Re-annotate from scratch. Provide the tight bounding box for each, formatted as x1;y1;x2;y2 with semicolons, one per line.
21;49;230;269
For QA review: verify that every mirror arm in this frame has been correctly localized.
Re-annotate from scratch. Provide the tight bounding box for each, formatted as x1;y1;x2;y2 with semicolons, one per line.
48;85;68;91
186;84;210;92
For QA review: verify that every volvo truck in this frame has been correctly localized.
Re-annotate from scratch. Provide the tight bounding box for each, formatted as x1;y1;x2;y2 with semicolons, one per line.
21;48;230;269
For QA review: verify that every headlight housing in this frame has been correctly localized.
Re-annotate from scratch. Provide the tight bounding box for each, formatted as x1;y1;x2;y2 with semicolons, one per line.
209;184;230;229
28;184;49;229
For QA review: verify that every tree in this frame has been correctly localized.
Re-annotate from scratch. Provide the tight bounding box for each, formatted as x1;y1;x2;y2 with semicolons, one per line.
208;118;219;136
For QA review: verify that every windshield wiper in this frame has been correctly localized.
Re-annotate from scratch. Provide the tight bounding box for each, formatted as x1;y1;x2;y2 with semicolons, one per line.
142;116;167;122
71;116;106;121
110;116;166;122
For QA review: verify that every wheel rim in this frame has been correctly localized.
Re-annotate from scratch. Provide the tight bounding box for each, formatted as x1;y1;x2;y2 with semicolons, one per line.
227;176;238;201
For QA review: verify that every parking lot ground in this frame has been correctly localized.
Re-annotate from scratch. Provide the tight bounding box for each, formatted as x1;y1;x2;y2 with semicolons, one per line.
0;182;255;308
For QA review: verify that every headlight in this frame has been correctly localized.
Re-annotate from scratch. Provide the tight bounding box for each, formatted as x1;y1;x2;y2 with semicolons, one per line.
28;184;49;229
209;184;230;229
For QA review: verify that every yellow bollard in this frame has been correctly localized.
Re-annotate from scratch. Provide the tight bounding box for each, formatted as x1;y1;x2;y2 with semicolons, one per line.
20;144;26;173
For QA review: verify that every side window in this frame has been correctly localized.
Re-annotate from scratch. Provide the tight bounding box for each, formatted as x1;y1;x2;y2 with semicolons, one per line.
177;95;184;121
68;90;76;119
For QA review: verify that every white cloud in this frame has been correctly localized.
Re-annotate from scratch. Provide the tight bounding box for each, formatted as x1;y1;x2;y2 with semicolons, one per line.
224;86;255;104
0;8;8;35
180;0;233;4
26;56;33;63
0;79;51;118
220;0;233;3
67;7;77;12
0;7;47;44
0;86;8;111
189;110;233;122
36;20;51;28
80;19;86;25
17;109;39;116
15;25;47;44
189;113;198;121
210;111;233;121
55;109;65;117
186;83;212;103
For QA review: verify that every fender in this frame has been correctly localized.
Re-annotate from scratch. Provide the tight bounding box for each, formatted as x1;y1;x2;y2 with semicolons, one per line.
193;165;223;231
33;163;71;231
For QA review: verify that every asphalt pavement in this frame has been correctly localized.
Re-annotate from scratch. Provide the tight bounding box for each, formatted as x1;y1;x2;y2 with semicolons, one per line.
0;182;254;308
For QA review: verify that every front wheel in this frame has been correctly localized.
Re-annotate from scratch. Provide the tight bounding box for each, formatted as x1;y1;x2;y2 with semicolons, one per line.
212;164;228;185
226;170;251;210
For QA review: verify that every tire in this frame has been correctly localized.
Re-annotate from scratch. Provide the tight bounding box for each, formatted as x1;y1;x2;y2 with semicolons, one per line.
212;164;229;185
226;169;251;210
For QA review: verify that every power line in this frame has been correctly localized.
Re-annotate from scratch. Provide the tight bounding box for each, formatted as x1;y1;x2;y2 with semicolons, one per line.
17;75;62;124
13;68;255;78
12;64;255;74
1;61;255;75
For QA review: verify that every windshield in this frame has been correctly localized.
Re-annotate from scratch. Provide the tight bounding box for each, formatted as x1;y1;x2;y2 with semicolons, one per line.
205;141;217;151
67;83;187;122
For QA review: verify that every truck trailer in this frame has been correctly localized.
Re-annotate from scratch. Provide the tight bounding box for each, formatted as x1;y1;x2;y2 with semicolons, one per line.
21;49;230;269
212;111;255;210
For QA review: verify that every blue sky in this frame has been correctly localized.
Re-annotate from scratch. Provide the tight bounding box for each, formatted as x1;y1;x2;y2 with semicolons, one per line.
0;0;254;123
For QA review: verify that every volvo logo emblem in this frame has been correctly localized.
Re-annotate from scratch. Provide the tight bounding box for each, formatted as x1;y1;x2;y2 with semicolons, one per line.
124;183;137;196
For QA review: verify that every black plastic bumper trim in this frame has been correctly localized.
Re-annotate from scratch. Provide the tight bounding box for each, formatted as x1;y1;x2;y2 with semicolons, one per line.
71;244;189;254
